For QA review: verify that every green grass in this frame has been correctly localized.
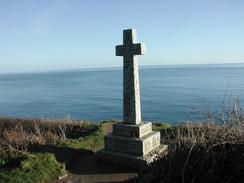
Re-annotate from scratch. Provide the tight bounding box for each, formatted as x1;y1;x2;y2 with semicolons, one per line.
0;121;109;183
152;122;171;131
0;153;65;183
59;122;171;152
0;119;174;183
57;123;105;152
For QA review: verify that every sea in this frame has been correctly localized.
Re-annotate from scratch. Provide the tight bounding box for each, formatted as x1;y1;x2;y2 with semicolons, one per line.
0;64;244;124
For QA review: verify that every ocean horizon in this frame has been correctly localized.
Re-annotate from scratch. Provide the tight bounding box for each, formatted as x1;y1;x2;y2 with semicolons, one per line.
0;63;244;124
1;62;244;75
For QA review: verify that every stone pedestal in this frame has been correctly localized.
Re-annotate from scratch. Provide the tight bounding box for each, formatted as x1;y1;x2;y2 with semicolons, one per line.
97;122;168;168
113;122;152;138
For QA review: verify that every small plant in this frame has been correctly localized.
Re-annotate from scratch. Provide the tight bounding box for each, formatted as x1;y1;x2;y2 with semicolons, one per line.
0;153;65;183
0;159;6;167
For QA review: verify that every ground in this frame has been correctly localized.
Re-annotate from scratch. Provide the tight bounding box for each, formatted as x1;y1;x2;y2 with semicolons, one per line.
50;122;138;183
52;122;169;183
0;120;151;183
2;118;243;183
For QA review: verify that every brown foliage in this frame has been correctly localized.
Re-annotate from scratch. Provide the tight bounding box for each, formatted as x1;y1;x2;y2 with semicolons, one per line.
0;118;94;157
131;122;244;183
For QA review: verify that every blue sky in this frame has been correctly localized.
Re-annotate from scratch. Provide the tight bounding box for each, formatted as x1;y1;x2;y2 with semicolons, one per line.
0;0;244;73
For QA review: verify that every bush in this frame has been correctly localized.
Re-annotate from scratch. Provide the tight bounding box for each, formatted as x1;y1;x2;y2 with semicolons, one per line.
0;153;65;183
0;118;96;156
130;122;244;183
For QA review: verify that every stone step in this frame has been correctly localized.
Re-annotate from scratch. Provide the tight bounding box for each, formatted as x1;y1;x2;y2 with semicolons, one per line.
105;131;161;156
97;145;168;168
112;122;152;138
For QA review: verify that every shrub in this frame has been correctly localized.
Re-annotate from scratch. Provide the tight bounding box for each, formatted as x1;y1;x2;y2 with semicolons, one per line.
0;118;96;157
0;153;65;183
125;123;243;183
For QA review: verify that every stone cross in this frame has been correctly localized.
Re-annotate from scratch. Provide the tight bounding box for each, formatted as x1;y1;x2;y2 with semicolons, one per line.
97;29;167;167
116;29;146;125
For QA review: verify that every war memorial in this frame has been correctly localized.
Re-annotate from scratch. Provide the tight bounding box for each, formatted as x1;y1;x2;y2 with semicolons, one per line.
97;29;168;167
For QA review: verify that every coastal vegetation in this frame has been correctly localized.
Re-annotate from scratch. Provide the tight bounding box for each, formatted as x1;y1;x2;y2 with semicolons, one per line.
128;99;244;183
132;122;244;183
0;105;243;183
0;118;105;183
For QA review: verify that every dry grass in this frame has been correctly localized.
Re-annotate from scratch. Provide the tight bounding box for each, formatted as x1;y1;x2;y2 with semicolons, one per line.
128;123;244;183
129;98;244;183
1;98;244;183
0;118;96;158
164;125;243;181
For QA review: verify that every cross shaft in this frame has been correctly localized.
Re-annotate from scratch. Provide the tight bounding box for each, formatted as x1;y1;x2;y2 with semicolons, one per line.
115;29;145;125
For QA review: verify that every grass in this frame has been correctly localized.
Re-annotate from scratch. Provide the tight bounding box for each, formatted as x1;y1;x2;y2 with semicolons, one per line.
57;123;105;151
0;101;243;183
0;118;115;183
122;98;244;183
0;118;101;183
152;122;171;131
0;118;98;156
127;123;244;182
0;153;65;183
162;123;244;182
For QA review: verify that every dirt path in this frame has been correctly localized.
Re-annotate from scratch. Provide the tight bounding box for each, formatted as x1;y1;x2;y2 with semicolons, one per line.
54;123;137;183
57;153;137;183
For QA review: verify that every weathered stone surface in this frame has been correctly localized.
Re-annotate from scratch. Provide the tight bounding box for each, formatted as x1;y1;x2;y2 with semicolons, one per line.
105;131;160;156
97;145;168;168
139;122;153;138
142;131;161;155
116;29;145;125
97;29;168;168
112;122;152;138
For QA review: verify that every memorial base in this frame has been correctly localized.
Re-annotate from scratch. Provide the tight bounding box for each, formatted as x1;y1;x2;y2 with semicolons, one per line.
97;121;168;168
97;145;168;168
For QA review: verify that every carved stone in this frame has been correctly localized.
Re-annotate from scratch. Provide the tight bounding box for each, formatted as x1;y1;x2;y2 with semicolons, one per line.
105;131;160;156
97;29;168;168
112;122;152;138
116;29;145;125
